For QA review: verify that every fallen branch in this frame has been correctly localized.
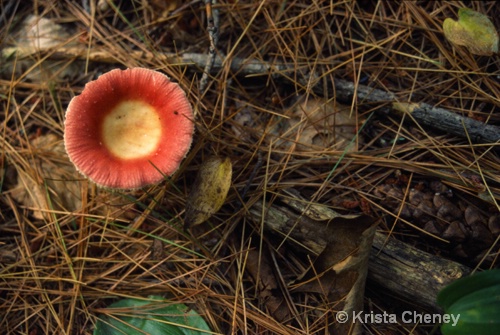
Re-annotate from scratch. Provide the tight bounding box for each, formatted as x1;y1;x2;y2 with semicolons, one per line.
249;200;472;313
3;46;500;144
1;46;291;77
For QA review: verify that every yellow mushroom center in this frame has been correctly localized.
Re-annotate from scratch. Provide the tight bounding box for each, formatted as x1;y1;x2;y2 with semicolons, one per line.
102;101;162;160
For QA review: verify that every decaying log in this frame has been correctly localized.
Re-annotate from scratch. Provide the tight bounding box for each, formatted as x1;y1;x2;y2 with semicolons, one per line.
249;201;472;313
369;232;471;313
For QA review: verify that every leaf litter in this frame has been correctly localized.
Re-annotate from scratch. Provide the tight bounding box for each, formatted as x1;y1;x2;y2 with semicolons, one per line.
1;1;499;335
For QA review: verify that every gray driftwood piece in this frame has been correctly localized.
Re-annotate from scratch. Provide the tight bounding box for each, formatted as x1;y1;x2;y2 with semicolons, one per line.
249;201;472;313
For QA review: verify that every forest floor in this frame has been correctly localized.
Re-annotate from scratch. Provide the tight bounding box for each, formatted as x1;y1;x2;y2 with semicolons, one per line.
1;1;499;334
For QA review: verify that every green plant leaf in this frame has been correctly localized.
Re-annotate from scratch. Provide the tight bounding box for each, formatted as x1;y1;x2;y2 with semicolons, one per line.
443;8;499;56
437;269;500;310
437;270;500;335
94;296;212;335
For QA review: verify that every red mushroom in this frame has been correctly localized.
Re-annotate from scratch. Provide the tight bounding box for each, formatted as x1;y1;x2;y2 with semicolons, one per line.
64;68;194;189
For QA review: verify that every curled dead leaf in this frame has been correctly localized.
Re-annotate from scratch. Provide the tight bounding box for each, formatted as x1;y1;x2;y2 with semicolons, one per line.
184;156;232;229
250;193;378;335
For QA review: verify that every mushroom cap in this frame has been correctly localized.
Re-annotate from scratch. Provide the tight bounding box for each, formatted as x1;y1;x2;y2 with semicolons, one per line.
64;68;194;189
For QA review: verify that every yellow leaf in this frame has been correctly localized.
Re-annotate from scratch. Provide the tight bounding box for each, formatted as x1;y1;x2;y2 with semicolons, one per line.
443;8;499;56
184;156;232;228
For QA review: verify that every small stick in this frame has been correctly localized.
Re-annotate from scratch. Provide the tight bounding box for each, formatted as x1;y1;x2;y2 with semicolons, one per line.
199;0;220;94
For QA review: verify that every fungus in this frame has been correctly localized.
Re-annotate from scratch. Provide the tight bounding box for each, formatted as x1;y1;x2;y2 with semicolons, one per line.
64;68;194;189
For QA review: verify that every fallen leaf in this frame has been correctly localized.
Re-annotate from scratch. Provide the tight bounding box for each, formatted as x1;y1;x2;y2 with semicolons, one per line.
489;215;500;235
392;101;420;114
443;8;499;56
249;190;378;335
1;15;80;80
9;134;132;223
290;215;378;335
184;156;232;228
149;0;181;17
10;134;82;220
278;97;363;152
245;249;291;322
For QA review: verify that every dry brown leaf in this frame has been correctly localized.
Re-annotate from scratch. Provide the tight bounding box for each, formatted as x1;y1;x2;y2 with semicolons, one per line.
289;215;377;326
149;0;181;17
278;97;363;152
488;215;500;235
184;156;232;229
294;215;377;335
245;249;291;322
2;15;80;81
10;134;82;220
254;189;378;335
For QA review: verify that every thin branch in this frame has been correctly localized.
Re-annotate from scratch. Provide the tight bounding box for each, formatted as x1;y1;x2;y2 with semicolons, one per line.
3;46;500;145
199;0;219;93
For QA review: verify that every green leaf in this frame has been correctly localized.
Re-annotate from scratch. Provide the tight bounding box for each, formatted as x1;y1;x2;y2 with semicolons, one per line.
443;8;499;56
437;270;500;335
94;296;212;335
437;269;500;310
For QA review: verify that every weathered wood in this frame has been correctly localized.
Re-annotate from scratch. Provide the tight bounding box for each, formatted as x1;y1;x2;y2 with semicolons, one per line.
369;232;471;313
4;45;499;144
249;201;472;313
329;78;500;145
